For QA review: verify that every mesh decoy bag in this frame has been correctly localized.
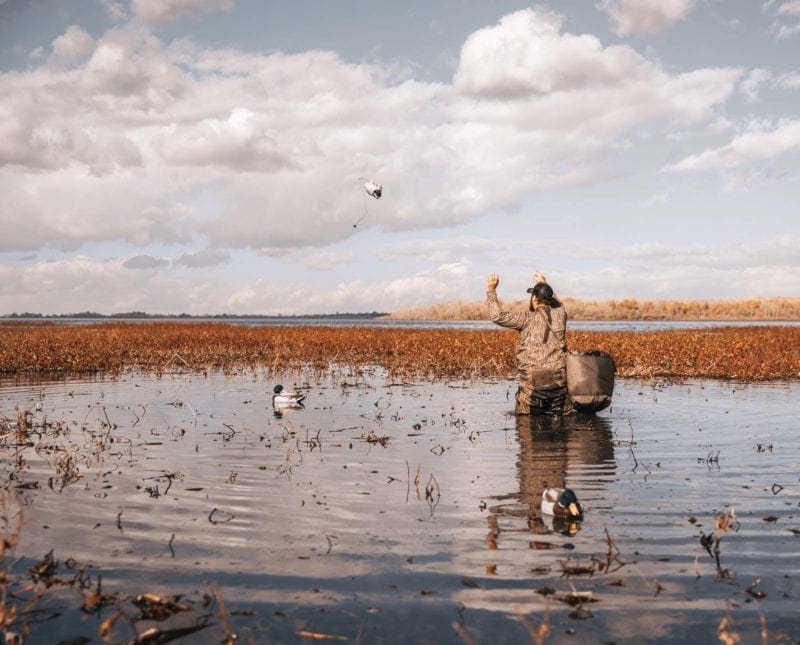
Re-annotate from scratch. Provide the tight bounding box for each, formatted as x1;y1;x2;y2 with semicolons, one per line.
566;350;616;413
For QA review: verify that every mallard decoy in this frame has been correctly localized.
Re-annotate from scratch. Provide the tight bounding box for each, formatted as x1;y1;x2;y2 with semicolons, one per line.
541;487;583;520
363;179;382;199
272;384;306;407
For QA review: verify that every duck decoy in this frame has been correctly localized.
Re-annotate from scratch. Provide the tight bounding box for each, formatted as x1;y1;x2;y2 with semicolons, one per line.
362;179;382;199
541;487;583;520
272;384;306;408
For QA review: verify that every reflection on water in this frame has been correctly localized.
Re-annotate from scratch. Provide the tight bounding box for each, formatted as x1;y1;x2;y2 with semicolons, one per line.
487;415;615;553
1;371;799;643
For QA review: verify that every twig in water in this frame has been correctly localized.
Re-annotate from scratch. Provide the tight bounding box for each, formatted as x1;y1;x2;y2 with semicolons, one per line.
101;405;115;448
623;419;650;478
295;631;347;641
405;459;411;503
600;528;625;574
210;584;237;644
425;474;441;515
208;508;234;524
324;533;337;555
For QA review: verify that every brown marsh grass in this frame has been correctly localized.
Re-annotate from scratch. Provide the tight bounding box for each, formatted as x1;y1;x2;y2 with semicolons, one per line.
387;297;800;321
2;322;800;380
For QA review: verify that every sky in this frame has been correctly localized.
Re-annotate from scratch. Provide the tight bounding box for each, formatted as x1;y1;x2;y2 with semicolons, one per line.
1;0;799;315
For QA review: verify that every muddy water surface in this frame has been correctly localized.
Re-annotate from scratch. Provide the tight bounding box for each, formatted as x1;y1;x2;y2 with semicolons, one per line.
1;370;799;643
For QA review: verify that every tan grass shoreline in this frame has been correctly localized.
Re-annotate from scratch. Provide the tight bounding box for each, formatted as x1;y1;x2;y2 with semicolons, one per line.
385;297;800;321
3;322;800;381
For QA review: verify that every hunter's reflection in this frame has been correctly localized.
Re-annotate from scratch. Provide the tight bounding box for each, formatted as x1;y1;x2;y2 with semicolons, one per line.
486;415;615;551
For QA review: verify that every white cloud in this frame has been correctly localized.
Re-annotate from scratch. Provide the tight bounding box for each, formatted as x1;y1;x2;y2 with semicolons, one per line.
667;119;800;171
0;167;191;252
153;108;294;171
775;0;800;18
0;255;231;314
300;251;357;271
777;0;800;16
133;0;234;25
4;236;799;315
219;262;475;314
0;255;477;315
455;9;651;97
597;0;696;36
722;167;770;192
738;68;800;102
98;0;129;22
453;9;739;132
775;72;800;89
380;262;473;305
666;117;733;142
0;11;741;257
766;0;800;38
539;235;800;300
49;26;95;64
376;237;511;263
739;68;772;102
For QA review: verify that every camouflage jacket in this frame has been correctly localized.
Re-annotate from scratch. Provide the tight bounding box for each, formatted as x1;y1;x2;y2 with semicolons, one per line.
487;289;567;381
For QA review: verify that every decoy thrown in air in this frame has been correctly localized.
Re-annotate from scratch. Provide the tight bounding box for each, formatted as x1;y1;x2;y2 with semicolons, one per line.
353;178;383;228
363;179;382;199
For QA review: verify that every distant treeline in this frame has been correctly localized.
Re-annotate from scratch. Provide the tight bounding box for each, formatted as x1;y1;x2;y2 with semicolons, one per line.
385;297;800;321
1;311;389;320
7;299;800;321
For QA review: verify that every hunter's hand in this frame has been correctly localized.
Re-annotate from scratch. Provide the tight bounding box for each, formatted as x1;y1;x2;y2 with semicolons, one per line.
532;272;547;284
487;273;499;291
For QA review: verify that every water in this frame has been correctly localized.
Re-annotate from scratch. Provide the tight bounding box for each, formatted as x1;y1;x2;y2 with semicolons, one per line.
1;371;799;643
6;316;800;332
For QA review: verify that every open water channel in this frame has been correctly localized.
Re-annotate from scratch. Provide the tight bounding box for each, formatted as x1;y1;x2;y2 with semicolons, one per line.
1;368;799;643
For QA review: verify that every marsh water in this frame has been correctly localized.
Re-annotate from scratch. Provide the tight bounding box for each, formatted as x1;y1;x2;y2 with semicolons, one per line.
11;317;800;332
1;369;799;643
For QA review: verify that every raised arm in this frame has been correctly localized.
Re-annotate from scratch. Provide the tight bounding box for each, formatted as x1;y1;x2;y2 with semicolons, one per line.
486;273;525;330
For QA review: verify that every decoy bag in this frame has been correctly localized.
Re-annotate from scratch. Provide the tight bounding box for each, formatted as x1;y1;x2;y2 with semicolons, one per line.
566;350;615;413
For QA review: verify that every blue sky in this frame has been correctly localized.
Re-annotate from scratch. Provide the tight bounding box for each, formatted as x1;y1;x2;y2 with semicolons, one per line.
1;0;799;315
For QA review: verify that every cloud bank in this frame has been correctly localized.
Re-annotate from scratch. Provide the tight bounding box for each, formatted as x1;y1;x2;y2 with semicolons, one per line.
0;9;740;257
2;235;798;314
4;5;795;314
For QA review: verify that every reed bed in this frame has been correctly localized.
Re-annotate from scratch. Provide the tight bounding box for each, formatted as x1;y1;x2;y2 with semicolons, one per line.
387;297;800;321
1;322;799;380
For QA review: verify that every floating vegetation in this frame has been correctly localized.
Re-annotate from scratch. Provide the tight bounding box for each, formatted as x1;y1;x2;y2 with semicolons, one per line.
2;322;800;380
